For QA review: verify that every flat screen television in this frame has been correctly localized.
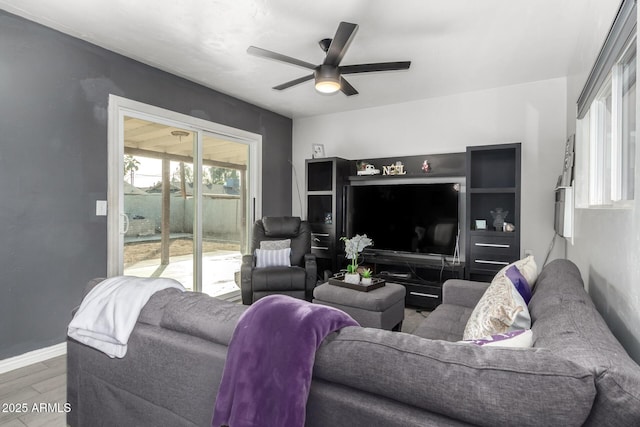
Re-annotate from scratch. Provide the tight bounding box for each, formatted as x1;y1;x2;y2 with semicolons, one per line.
347;182;461;257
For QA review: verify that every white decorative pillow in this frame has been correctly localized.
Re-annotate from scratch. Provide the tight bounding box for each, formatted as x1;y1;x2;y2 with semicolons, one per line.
495;255;538;287
260;239;291;250
459;329;533;348
255;248;291;268
463;274;532;340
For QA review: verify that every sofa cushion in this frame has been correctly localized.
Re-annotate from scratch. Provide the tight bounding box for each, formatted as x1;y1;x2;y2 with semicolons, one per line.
251;266;307;291
159;292;246;346
441;279;491;308
529;259;640;426
462;274;531;340
412;304;473;341
314;327;596;427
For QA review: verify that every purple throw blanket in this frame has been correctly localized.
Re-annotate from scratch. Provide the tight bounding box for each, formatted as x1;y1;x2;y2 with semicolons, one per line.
212;294;359;427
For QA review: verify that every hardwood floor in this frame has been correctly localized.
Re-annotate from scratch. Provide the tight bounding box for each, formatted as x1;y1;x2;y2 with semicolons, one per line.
0;356;67;427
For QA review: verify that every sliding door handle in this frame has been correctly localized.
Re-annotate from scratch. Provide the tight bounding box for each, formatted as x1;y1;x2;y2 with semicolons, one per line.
121;213;130;234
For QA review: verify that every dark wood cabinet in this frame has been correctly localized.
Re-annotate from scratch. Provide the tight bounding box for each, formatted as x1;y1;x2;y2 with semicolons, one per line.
465;143;521;282
361;253;465;309
306;157;350;274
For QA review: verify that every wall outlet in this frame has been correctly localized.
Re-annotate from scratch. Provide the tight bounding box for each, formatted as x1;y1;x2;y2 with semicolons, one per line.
524;249;534;257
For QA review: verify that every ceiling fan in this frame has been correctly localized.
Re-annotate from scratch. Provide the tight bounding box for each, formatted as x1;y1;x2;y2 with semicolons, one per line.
247;21;411;96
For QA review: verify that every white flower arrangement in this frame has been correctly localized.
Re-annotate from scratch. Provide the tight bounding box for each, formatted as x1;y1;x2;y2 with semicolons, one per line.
340;234;373;273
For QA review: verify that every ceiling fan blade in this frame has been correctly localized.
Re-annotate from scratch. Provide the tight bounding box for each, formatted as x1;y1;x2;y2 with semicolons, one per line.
340;61;411;74
340;76;358;96
273;74;314;90
323;22;358;67
247;46;316;70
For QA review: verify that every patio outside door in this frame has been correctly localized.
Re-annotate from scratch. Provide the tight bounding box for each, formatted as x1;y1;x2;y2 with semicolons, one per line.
108;97;261;297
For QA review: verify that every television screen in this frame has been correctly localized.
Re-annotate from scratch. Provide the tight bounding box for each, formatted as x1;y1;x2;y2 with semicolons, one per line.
347;183;460;257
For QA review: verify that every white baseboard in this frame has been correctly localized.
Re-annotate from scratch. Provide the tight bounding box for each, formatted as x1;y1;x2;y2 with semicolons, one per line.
0;342;67;375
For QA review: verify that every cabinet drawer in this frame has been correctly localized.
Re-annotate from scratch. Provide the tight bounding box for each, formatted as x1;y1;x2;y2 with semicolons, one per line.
311;232;332;250
311;247;331;259
311;231;332;260
469;233;518;274
469;253;515;273
470;233;516;252
404;283;442;309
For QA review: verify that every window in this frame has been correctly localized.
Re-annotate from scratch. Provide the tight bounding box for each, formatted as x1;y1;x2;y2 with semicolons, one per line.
614;43;636;201
588;76;613;205
585;40;636;206
577;0;636;207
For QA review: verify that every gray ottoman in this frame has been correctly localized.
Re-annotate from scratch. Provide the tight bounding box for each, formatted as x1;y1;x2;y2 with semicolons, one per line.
313;282;406;330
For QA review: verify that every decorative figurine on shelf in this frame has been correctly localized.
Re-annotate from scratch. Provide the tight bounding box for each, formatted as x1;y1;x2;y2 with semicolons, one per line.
382;161;407;175
340;234;374;284
503;222;516;232
422;159;431;173
490;208;509;231
356;162;381;175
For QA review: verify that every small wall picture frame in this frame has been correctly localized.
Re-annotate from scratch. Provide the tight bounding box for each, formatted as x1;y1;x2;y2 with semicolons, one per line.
475;219;487;230
312;144;325;159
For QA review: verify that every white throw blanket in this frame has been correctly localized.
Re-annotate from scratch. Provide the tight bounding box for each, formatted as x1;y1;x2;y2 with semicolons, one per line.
67;276;185;358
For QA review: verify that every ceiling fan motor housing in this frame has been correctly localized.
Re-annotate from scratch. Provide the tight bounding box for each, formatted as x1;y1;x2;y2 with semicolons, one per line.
315;65;339;82
314;65;341;93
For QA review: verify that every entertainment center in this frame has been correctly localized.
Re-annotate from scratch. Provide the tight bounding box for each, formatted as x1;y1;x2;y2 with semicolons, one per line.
305;143;521;309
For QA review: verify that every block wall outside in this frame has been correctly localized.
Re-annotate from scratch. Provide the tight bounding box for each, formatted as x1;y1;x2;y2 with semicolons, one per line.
124;194;241;241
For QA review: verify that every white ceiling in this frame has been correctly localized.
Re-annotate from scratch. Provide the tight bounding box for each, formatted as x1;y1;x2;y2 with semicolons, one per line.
124;117;248;168
0;0;621;119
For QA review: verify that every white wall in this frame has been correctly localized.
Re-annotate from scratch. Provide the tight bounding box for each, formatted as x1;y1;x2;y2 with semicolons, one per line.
293;77;568;265
561;6;640;363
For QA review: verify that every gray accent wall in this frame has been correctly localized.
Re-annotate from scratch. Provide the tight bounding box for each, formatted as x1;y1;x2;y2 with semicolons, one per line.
0;11;292;359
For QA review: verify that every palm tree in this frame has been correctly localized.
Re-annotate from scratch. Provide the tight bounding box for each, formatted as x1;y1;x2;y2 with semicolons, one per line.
124;155;140;186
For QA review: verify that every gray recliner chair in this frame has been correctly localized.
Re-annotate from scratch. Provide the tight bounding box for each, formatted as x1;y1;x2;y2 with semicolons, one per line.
240;216;317;305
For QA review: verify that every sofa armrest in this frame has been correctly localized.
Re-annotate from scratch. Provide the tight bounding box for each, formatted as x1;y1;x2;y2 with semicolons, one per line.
304;253;318;300
240;254;255;305
71;278;106;317
441;279;490;308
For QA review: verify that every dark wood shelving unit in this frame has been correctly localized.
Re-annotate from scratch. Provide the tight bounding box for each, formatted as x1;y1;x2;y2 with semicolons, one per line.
306;146;520;305
305;157;351;274
465;143;521;282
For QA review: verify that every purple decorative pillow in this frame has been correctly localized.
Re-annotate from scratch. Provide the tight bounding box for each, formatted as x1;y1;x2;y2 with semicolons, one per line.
462;274;531;340
505;265;532;304
495;255;538;287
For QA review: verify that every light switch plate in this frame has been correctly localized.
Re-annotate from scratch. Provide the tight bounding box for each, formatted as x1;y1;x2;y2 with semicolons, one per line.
96;200;107;216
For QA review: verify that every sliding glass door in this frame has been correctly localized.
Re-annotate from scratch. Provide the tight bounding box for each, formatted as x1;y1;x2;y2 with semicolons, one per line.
108;96;260;297
199;133;249;296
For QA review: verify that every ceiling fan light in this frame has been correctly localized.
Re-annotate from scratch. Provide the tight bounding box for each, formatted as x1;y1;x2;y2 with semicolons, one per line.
314;65;341;94
315;80;341;94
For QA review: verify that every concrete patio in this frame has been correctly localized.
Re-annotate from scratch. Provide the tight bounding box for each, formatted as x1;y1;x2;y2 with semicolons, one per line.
124;249;242;300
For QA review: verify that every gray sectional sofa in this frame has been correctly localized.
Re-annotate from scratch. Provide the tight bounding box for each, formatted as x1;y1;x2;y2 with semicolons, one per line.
67;259;640;426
